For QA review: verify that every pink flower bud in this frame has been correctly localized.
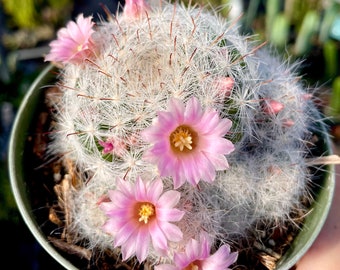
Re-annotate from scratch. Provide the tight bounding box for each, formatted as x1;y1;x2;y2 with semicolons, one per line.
262;99;284;115
96;194;110;205
214;76;234;97
282;119;295;127
123;0;150;18
99;139;114;154
302;93;313;101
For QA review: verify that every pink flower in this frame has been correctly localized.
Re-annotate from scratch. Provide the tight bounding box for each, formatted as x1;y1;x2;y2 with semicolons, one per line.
155;232;238;270
100;177;184;262
44;14;95;64
123;0;150;18
142;97;235;188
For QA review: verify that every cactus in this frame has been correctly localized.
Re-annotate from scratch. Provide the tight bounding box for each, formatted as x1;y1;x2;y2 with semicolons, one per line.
44;0;326;268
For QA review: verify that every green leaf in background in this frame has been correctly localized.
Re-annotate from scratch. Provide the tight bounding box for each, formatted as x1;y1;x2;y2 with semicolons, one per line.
319;2;339;43
265;0;281;38
48;0;70;9
2;0;39;28
294;10;320;56
323;40;338;79
243;0;260;32
270;13;290;49
328;76;340;120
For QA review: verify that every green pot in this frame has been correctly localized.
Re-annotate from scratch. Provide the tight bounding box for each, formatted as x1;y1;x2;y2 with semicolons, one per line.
8;65;335;270
8;65;77;270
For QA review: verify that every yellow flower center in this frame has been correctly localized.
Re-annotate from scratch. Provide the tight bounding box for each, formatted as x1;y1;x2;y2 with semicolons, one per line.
184;262;200;270
170;125;197;153
77;44;83;52
138;203;155;224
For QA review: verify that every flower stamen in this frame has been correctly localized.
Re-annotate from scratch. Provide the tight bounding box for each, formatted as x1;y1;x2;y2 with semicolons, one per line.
138;203;155;224
189;263;199;270
184;261;200;270
171;126;193;151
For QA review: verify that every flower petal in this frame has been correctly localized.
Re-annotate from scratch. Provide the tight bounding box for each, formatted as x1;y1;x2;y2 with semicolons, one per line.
154;265;177;270
134;176;147;201
169;98;185;123
157;190;181;208
135;226;151;262
121;234;137;260
202;245;238;269
159;221;183;242
146;178;163;202
115;221;138;247
149;221;168;254
185;96;203;122
157;208;184;222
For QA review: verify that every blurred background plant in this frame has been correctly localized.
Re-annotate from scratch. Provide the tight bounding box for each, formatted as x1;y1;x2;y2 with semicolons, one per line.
237;0;340;126
0;0;73;224
240;0;340;138
0;0;339;269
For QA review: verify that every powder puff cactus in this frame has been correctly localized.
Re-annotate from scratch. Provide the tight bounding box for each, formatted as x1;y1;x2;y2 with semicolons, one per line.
43;0;330;268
